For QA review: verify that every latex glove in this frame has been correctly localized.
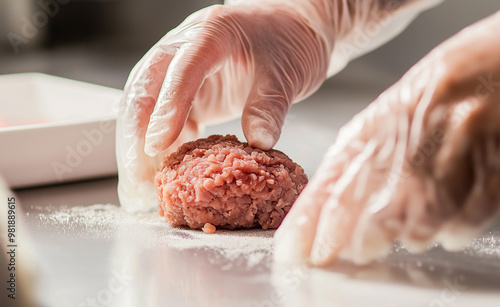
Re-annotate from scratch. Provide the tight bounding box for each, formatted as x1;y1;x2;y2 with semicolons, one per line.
116;0;442;212
275;11;500;266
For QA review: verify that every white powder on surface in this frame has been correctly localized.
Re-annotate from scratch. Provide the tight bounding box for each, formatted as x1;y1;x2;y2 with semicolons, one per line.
390;232;500;260
31;204;500;270
33;204;165;232
31;204;274;268
463;231;500;258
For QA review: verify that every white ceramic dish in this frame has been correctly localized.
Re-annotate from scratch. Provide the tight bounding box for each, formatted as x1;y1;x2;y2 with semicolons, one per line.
0;73;122;188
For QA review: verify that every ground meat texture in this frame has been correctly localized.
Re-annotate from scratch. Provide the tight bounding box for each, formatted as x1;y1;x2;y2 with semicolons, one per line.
155;135;308;230
202;223;216;234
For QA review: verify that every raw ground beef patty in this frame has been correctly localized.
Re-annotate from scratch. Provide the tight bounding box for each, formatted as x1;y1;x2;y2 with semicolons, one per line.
155;135;308;230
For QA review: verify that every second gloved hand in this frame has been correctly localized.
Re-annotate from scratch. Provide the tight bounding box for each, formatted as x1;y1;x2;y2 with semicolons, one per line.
274;11;500;266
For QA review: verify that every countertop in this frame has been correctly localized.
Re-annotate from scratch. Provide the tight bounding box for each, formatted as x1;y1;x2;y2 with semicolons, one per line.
13;86;500;307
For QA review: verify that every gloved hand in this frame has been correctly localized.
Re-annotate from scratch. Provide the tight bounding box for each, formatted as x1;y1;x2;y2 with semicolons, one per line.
274;11;500;266
116;0;442;212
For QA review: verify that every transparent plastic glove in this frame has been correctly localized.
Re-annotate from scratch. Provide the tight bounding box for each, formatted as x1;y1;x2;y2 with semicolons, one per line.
116;0;442;212
275;11;500;266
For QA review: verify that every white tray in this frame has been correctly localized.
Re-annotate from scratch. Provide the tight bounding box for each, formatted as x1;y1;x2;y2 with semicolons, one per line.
0;73;122;188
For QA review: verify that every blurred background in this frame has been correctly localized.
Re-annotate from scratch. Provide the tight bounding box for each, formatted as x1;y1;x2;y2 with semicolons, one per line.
0;0;499;91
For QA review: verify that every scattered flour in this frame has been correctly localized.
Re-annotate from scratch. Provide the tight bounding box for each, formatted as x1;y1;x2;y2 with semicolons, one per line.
31;204;500;270
33;204;165;232
32;204;274;268
463;231;500;258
